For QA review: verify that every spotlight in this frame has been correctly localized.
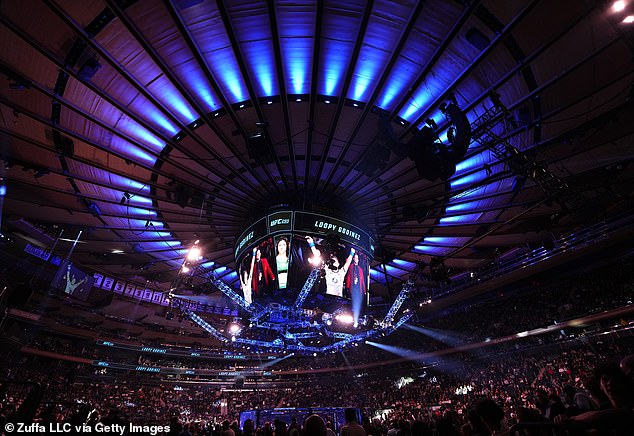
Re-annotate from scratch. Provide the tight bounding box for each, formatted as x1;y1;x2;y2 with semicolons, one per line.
228;322;242;335
613;1;626;13
187;246;202;261
335;313;354;325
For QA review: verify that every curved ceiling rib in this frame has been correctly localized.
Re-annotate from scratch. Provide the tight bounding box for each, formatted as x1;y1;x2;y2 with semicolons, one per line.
0;0;632;297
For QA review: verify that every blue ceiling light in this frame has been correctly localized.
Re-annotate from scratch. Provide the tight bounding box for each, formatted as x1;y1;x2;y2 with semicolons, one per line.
116;119;165;151
423;236;471;245
125;195;153;206
376;57;418;110
197;43;246;103
259;96;280;105
179;64;222;111
200;261;215;269
210;108;226;118
108;138;157;165
449;169;489;189
449;177;517;202
289;94;309;102
378;264;399;274
233;100;252;110
250;46;278;97
123;206;157;217
319;3;364;96
449;184;489;201
391;258;416;269
413;245;453;255
445;200;482;213
225;3;279;98
146;75;197;123
348;4;407;103
188;118;204;129
209;48;249;103
278;4;313;96
454;150;493;174
224;271;238;280
369;268;387;283
147;231;173;239
283;38;311;95
417;108;445;130
439;213;483;225
186;2;250;104
345;98;364;108
172;131;186;142
101;95;179;137
75;170;148;193
397;82;435;122
394;116;409;127
319;95;338;104
320;38;352;96
348;53;379;102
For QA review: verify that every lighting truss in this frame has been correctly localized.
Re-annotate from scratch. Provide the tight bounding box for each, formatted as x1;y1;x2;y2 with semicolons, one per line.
380;280;413;327
179;260;420;355
470;95;581;207
184;308;228;343
234;337;285;349
209;272;258;313
293;268;321;308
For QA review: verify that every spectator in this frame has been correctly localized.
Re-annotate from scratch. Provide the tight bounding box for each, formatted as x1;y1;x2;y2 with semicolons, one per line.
475;399;508;436
304;415;327;436
223;420;236;436
554;361;634;435
341;409;366;436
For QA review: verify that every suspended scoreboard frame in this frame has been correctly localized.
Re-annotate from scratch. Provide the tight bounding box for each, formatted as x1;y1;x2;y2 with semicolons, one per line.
234;211;375;262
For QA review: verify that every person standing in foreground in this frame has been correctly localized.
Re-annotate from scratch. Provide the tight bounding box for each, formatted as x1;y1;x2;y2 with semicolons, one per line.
341;409;366;436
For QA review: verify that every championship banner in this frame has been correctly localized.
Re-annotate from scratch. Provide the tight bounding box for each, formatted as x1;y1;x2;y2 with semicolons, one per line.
101;276;114;291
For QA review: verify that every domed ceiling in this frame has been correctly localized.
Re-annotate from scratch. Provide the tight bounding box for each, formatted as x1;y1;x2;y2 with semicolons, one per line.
1;0;633;303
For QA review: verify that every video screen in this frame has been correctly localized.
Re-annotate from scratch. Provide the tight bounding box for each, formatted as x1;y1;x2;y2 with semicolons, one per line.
52;261;94;301
237;233;370;306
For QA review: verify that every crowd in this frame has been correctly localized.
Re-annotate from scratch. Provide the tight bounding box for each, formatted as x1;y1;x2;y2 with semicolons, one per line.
1;254;634;434
1;330;633;435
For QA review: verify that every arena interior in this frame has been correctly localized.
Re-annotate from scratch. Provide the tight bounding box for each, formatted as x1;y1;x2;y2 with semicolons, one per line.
1;1;634;435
